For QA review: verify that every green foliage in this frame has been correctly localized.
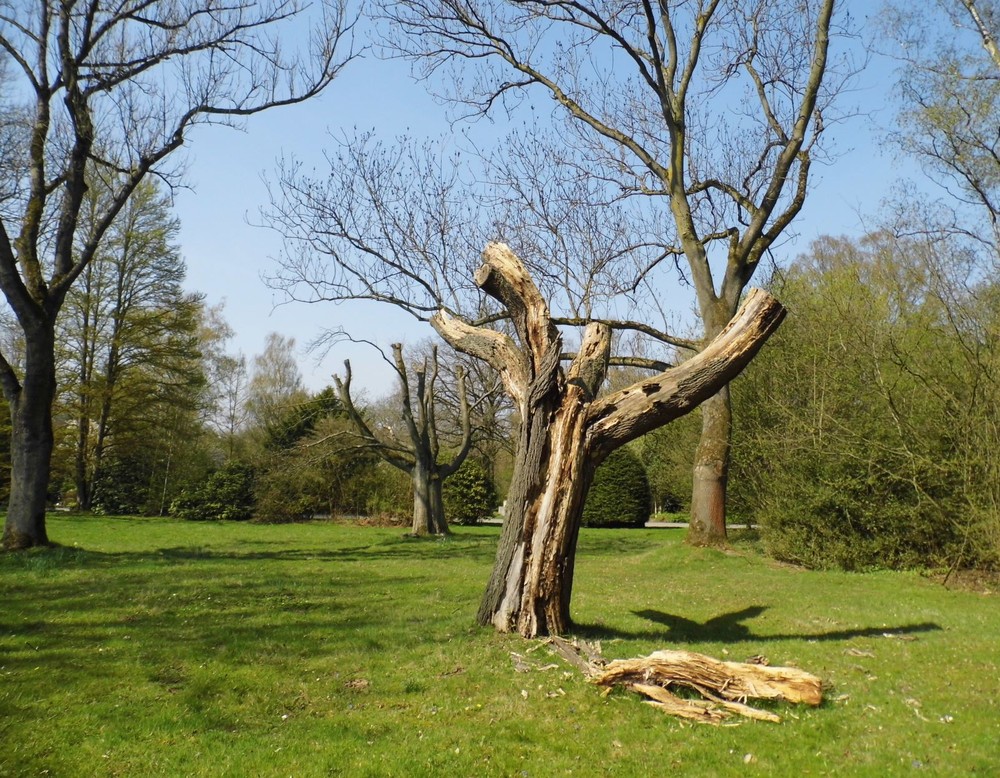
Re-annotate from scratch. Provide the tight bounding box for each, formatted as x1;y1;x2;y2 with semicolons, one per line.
3;515;998;776
55;178;209;513
91;457;153;515
731;234;996;570
360;461;412;518
442;458;497;525
252;414;381;523
633;411;699;513
581;447;651;528
262;387;342;451
170;461;256;521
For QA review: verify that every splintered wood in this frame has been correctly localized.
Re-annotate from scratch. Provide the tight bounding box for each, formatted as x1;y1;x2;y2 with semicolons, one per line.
546;637;822;725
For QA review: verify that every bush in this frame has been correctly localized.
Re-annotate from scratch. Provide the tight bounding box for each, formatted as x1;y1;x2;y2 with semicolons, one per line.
755;465;961;572
443;459;498;525
581;448;651;528
91;457;152;515
170;462;256;521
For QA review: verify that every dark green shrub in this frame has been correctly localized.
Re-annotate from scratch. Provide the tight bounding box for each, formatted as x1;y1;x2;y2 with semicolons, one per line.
170;462;256;521
443;459;498;525
756;465;960;571
362;463;412;519
92;457;152;515
581;448;651;528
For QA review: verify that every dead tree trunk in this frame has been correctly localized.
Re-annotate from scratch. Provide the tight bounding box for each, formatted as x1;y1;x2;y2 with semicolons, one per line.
334;344;471;536
432;244;785;637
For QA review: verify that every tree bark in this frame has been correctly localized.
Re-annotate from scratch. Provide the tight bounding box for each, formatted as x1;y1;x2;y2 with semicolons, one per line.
3;325;57;549
477;347;602;635
410;457;451;536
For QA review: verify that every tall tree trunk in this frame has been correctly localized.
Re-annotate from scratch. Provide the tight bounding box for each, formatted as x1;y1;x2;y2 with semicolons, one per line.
74;411;92;510
687;296;738;547
428;473;449;535
3;327;57;549
411;458;433;536
688;387;731;546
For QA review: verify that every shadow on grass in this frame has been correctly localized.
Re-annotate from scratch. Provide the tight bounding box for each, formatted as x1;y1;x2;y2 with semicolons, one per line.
0;532;500;571
573;606;943;644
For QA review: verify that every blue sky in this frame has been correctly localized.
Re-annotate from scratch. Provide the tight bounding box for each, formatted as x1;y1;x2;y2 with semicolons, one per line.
172;4;918;400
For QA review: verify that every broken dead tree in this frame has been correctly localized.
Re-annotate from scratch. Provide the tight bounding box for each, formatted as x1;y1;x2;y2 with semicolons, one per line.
546;637;823;724
432;242;786;637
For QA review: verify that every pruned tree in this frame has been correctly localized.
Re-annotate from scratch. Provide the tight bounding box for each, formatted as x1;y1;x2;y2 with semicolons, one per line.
379;0;852;545
0;0;355;549
333;343;473;536
410;339;514;487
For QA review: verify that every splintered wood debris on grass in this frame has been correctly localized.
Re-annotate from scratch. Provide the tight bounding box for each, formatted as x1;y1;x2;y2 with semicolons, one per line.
542;636;823;724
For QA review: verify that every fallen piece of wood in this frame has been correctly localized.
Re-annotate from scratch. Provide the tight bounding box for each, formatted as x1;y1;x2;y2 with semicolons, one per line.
545;637;822;725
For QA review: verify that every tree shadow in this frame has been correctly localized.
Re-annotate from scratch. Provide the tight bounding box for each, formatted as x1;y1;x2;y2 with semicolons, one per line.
634;606;769;642
21;531;501;569
574;606;943;644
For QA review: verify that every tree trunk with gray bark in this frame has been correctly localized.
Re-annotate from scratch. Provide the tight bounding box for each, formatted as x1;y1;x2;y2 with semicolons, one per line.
2;324;57;549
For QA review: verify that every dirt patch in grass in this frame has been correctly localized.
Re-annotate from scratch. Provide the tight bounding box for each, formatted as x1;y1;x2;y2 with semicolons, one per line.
930;568;999;594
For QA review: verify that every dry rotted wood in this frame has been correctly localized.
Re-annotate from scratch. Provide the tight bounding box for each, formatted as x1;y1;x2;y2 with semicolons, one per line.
547;638;822;725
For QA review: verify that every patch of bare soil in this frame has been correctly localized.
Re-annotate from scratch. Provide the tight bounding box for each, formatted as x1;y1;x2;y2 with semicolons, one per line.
929;568;998;595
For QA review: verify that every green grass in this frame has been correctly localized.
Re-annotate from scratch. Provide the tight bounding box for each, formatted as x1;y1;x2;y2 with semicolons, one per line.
1;516;997;777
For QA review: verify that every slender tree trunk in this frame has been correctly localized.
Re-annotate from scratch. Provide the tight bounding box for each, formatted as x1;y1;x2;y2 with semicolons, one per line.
74;410;91;510
688;387;732;546
688;297;737;547
3;326;57;549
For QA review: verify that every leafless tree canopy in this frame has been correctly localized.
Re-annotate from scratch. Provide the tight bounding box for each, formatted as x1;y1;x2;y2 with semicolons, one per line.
379;0;856;316
0;0;355;332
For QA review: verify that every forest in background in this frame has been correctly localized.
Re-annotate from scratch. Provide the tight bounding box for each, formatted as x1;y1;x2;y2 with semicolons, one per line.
0;0;997;576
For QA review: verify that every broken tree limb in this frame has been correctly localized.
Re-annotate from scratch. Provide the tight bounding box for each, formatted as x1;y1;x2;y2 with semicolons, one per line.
546;637;822;724
586;287;786;457
432;244;787;637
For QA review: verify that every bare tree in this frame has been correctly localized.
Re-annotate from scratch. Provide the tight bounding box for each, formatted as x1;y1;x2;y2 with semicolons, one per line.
379;0;851;545
334;344;473;536
884;0;1000;254
0;0;354;548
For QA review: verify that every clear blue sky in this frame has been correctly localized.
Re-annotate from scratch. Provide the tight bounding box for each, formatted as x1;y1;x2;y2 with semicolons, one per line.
172;4;917;400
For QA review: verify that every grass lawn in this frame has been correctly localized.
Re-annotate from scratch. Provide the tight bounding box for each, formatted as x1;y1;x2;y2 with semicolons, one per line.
1;516;997;777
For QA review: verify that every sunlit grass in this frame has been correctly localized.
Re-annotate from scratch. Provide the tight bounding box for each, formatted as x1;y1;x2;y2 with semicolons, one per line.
1;515;997;776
